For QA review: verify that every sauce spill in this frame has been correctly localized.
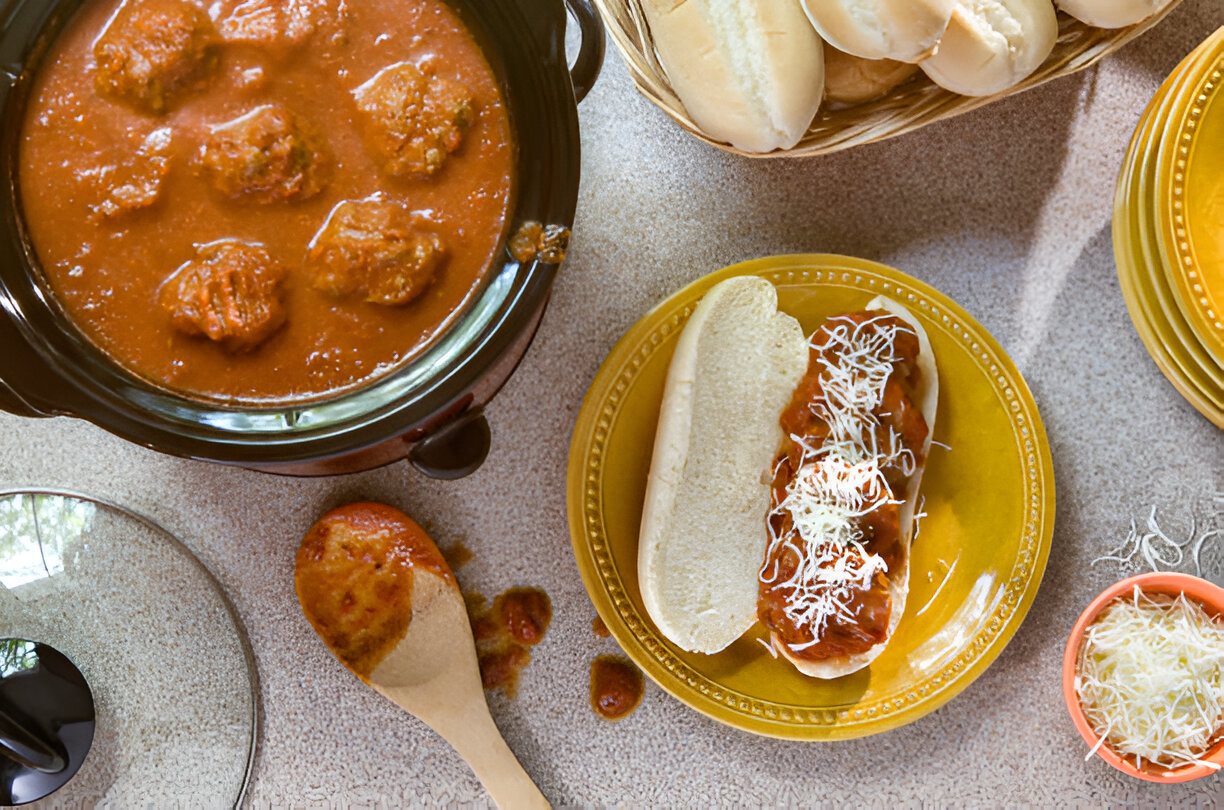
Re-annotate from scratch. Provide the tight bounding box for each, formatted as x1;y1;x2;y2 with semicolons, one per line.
591;615;610;638
442;539;473;570
466;586;551;697
295;502;451;680
589;655;643;721
498;587;551;645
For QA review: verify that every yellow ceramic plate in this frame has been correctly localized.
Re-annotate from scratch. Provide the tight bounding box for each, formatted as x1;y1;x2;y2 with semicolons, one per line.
1113;43;1224;427
1118;157;1224;424
567;255;1055;740
1155;29;1224;362
1131;66;1224;398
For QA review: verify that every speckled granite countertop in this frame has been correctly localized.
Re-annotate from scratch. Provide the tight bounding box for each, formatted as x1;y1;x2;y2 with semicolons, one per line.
5;1;1224;805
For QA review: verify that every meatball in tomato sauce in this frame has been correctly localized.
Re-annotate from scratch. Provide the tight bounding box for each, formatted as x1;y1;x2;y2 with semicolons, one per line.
352;62;473;177
93;0;220;113
89;127;174;219
200;104;329;203
159;240;287;352
211;0;349;50
307;197;445;306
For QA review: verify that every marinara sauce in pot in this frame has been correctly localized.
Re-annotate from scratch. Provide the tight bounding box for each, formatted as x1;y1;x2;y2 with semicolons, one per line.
0;0;602;476
22;0;515;402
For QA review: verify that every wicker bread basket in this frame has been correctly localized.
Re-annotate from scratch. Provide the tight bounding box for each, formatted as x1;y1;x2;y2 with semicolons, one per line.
593;1;1185;157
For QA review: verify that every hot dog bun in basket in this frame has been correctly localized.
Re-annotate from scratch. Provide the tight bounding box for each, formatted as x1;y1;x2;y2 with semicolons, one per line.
822;44;920;106
800;0;955;63
639;0;825;153
1055;0;1175;28
920;0;1058;96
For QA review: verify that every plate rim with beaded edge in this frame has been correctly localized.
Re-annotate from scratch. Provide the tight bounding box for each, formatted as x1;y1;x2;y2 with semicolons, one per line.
1133;64;1224;399
1154;29;1224;364
1114;31;1224;429
566;254;1056;740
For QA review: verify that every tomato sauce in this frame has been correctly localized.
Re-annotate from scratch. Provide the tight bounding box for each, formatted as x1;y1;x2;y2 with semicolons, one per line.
467;585;551;696
294;502;451;679
589;655;643;721
495;587;552;646
757;310;928;662
441;539;473;570
19;0;513;402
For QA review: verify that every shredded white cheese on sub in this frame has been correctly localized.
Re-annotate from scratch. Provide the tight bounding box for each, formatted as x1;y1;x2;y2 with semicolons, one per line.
1075;586;1224;771
759;315;917;649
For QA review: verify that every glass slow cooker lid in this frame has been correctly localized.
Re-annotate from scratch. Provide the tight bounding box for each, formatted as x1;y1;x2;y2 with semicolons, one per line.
0;490;256;807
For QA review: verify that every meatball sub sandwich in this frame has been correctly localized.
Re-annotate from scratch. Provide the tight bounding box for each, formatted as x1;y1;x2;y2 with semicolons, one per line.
638;276;938;678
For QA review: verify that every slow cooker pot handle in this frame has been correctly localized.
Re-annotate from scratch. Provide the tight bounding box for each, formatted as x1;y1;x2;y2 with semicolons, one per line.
565;0;605;104
409;406;491;480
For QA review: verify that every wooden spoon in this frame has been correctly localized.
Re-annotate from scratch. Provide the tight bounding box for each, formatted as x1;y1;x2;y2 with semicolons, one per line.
294;503;547;809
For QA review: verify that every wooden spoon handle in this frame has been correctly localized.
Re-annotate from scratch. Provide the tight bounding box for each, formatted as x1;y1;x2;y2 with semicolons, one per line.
426;703;549;809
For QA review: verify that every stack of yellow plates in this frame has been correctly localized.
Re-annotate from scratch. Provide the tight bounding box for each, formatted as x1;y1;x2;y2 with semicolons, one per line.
1114;27;1224;429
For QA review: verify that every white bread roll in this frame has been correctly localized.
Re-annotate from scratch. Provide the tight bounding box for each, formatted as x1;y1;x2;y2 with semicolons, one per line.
1056;0;1174;28
638;276;808;654
641;0;824;153
822;43;919;105
920;0;1058;96
774;296;939;679
800;0;956;63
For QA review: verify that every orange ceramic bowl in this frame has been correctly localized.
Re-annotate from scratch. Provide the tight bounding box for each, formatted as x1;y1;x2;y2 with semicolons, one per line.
1062;572;1224;783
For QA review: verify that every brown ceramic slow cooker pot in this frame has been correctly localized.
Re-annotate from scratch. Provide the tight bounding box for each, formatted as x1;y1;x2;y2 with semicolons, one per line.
0;0;602;477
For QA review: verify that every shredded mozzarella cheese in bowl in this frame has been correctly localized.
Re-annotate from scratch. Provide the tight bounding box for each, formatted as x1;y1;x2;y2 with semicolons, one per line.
1064;574;1224;782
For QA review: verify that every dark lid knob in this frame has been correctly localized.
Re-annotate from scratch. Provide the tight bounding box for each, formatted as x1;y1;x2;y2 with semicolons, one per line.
0;639;94;806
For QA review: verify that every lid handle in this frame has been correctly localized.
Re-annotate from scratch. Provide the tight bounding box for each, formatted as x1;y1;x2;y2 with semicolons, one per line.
0;705;66;774
0;639;95;805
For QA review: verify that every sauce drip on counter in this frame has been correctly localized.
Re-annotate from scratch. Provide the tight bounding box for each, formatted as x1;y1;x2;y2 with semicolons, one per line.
591;615;610;638
589;656;643;721
441;539;473;570
295;502;451;679
757;310;928;662
19;0;513;402
467;586;552;696
497;587;552;645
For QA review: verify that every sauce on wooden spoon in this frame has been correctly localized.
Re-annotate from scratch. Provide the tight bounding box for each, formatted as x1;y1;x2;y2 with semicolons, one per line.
294;502;547;808
295;502;451;679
